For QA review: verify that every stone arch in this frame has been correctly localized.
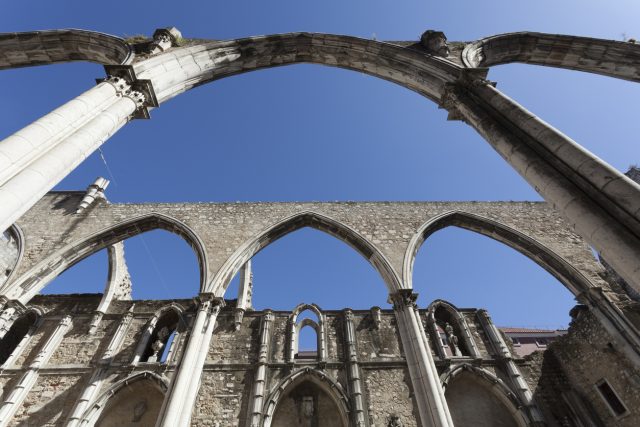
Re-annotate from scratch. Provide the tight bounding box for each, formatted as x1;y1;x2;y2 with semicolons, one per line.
0;224;24;291
209;211;402;296
426;299;481;359
263;367;350;427
0;29;133;70
403;210;595;297
441;364;529;427
80;371;169;426
5;213;207;303
135;32;467;106
462;32;640;82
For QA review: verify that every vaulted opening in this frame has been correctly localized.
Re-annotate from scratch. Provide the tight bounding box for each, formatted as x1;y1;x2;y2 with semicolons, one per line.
413;226;575;351
0;310;38;366
224;227;389;311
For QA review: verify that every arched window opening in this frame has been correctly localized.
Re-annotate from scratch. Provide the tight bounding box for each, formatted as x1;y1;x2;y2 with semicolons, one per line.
94;376;165;427
137;308;183;364
413;226;575;348
227;228;388;311
0;310;39;366
270;379;348;427
432;305;470;357
296;324;318;359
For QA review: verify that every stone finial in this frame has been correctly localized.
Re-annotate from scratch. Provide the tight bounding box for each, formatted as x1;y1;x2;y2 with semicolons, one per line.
147;27;182;54
420;30;450;57
76;177;110;213
370;306;382;329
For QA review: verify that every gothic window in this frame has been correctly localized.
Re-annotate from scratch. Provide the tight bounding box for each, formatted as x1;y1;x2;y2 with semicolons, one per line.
134;307;183;364
0;310;39;366
288;304;325;363
595;379;628;418
427;301;477;359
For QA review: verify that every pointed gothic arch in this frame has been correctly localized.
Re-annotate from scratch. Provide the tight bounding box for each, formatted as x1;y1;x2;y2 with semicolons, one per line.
209;211;402;295
441;364;529;427
79;371;169;426
403;210;595;297
262;368;350;427
4;213;207;303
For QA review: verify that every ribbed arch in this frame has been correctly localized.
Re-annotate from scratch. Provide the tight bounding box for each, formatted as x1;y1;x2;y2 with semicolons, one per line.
5;213;207;303
209;211;402;295
462;32;640;82
403;210;595;297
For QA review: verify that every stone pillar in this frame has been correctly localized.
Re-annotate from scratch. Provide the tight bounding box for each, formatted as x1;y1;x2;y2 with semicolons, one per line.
248;310;274;427
477;309;544;425
0;314;72;426
0;79;144;234
390;290;453;427
446;82;640;292
0;82;119;187
343;309;367;426
156;295;224;427
67;305;135;426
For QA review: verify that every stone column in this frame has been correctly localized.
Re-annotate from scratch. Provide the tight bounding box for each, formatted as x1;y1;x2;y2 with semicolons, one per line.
0;81;119;187
0;79;145;234
446;82;640;292
390;290;453;427
156;295;224;427
248;310;274;427
0;314;72;426
343;309;367;426
476;309;544;425
67;305;135;426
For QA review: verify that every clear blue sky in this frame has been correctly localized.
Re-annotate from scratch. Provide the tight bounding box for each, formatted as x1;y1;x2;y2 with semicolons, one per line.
1;1;639;332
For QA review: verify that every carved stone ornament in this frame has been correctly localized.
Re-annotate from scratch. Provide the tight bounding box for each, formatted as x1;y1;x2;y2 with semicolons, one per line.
388;289;418;310
420;30;450;57
147;27;182;54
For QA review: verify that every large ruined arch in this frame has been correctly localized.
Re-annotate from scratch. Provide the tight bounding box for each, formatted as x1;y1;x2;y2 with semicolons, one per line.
4;213;207;303
210;211;402;295
441;364;529;427
263;368;350;427
402;210;595;296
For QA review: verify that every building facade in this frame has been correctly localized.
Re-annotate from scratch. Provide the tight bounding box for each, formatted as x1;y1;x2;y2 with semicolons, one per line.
0;26;640;427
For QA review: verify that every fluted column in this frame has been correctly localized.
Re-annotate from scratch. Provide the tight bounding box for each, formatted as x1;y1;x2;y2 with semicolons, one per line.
343;309;367;426
0;314;72;426
248;310;274;427
390;290;453;427
156;295;224;427
477;309;544;425
0;81;120;187
0;78;145;234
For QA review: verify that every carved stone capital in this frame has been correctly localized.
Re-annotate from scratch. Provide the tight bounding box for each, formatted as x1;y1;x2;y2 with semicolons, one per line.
147;27;182;55
197;293;225;315
388;289;418;310
263;310;275;323
343;308;354;322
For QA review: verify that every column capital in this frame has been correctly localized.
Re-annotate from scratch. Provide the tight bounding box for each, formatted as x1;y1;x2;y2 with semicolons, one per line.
388;289;419;310
343;308;354;321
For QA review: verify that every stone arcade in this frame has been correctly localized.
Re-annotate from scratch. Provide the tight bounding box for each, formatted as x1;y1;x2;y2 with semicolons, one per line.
0;27;640;426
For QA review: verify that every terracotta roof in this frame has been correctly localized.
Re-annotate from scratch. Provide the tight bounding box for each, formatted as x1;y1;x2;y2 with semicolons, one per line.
499;327;566;334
